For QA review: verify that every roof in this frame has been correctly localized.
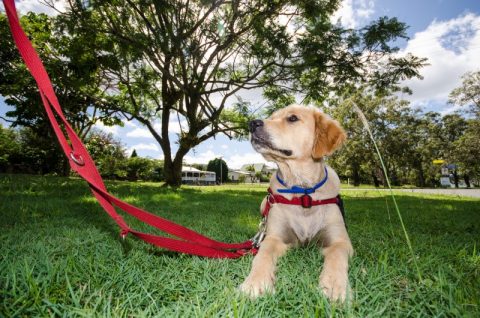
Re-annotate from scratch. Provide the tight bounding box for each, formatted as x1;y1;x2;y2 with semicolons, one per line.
229;170;253;175
182;166;202;172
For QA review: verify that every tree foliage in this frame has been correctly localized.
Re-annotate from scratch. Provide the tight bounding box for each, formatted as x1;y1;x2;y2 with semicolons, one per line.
327;86;480;187
0;12;122;140
207;158;228;183
449;70;480;116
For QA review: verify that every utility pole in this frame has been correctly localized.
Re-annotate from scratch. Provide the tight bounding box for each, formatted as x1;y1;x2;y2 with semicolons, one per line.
219;156;223;185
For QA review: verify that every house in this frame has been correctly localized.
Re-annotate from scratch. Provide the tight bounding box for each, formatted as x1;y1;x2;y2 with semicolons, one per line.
228;170;255;183
230;163;277;183
181;166;216;185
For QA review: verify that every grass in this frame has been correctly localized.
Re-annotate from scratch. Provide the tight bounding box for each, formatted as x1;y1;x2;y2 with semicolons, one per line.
1;174;479;317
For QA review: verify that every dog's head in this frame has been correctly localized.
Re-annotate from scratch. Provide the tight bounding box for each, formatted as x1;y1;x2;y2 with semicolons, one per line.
249;104;346;161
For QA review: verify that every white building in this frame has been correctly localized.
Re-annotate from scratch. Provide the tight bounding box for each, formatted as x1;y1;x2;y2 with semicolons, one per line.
181;166;216;185
228;170;255;183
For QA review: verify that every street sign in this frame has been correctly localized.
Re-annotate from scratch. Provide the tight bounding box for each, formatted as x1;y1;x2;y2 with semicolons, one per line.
433;159;445;165
447;164;457;170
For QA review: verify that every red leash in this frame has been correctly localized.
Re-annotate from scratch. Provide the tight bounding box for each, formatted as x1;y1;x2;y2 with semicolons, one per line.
3;0;255;258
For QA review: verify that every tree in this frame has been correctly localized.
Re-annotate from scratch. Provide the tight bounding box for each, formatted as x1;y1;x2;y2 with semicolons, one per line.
130;149;138;158
125;156;153;181
207;158;228;183
449;70;480;116
48;0;426;187
0;124;20;172
85;130;127;179
0;12;122;155
452;119;480;187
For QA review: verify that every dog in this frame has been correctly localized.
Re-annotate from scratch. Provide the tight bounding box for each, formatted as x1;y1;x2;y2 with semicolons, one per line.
239;104;353;302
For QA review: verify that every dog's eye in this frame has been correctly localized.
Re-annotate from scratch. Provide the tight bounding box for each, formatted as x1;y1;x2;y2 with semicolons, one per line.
287;115;299;123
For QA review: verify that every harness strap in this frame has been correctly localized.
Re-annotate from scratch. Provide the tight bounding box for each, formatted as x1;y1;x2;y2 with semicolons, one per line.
3;0;254;259
262;188;342;217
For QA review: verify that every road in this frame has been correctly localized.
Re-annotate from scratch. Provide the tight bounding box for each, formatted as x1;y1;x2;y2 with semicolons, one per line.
342;188;480;198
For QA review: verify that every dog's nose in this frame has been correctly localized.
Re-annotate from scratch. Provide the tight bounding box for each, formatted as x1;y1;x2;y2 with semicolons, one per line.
249;120;263;133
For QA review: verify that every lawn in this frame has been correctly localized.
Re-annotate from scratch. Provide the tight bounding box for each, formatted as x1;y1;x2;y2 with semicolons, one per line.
1;175;479;317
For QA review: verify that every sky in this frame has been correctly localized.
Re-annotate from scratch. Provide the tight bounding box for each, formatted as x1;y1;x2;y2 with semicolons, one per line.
1;0;480;169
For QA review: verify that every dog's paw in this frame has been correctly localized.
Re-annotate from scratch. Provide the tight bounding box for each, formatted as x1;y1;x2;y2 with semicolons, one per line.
319;270;350;302
239;274;275;299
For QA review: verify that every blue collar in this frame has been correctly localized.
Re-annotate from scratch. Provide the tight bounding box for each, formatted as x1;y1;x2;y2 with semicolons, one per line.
276;167;329;194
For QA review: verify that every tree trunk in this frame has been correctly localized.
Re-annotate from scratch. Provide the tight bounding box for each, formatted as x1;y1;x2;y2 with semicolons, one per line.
415;164;426;188
464;174;471;188
453;169;459;188
61;157;70;177
371;170;380;187
163;156;183;187
352;163;361;187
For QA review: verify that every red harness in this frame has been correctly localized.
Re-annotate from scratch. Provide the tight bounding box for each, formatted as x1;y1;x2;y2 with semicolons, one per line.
262;188;342;217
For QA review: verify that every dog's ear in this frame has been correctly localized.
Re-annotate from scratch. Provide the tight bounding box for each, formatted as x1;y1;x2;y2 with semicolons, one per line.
312;111;346;159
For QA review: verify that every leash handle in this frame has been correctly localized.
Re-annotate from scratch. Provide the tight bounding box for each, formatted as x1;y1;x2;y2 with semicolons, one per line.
3;0;254;258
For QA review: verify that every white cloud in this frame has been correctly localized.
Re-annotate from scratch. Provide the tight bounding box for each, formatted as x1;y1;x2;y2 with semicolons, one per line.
126;127;152;138
184;150;220;165
221;144;229;149
122;118;138;128
94;121;119;135
125;118;189;138
400;13;480;111
128;142;160;153
157;119;189;134
331;0;376;28
226;152;271;170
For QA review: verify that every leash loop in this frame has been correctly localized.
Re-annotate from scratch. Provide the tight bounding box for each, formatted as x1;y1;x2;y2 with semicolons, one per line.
69;151;85;166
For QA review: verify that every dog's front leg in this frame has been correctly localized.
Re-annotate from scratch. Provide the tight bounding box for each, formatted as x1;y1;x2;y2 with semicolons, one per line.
239;235;289;298
319;225;353;302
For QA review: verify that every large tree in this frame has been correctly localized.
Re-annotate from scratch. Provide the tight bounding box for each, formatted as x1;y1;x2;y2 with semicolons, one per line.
18;0;426;186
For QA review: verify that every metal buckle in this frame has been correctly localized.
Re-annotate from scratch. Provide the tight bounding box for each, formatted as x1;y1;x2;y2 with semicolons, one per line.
251;217;267;249
300;194;312;208
70;152;85;166
120;229;129;240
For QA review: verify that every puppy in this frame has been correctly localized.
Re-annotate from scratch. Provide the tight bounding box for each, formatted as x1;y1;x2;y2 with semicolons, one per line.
239;104;353;302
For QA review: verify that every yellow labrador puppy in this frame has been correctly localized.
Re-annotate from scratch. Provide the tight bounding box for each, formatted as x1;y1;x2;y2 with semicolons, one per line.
240;104;353;302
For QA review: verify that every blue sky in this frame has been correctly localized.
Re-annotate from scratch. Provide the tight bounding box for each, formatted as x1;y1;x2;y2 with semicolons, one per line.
1;0;480;168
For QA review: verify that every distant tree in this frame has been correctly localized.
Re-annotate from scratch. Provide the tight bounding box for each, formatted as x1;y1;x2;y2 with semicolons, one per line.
449;70;480;116
126;156;153;181
130;149;138;158
207;158;228;183
0;124;20;172
255;171;263;183
85;130;127;179
451;119;480;187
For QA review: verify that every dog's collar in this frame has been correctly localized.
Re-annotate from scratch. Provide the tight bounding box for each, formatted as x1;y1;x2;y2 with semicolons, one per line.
276;167;328;194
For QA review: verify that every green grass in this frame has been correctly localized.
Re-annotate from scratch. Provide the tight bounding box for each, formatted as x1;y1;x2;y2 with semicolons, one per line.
1;174;479;317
